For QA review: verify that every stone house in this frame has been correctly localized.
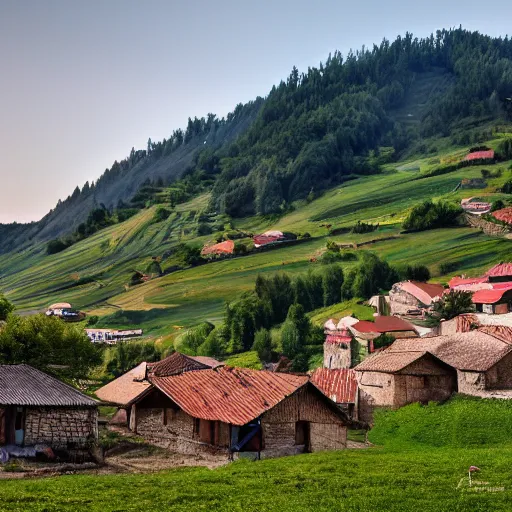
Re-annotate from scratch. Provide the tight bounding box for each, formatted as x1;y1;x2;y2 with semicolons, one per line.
323;327;353;369
354;351;456;423
0;364;98;450
96;352;224;429
389;281;444;316
131;366;349;459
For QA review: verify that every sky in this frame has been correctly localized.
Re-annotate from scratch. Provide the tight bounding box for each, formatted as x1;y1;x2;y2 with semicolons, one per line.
1;0;512;224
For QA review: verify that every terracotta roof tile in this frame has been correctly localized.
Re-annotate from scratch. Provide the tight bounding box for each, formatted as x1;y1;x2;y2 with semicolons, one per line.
464;150;494;161
150;367;308;426
485;263;512;277
150;352;223;377
0;364;97;407
310;368;357;403
201;240;235;256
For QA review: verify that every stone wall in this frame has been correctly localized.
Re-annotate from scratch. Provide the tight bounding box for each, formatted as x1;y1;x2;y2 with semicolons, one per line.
136;406;230;456
389;286;422;315
24;407;97;449
457;371;487;394
464;213;511;236
323;341;351;369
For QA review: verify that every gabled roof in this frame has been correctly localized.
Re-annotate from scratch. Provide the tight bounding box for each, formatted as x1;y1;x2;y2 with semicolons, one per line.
150;352;223;377
485;263;512;278
478;325;512;344
95;362;152;406
386;331;512;372
399;281;444;304
351;316;416;334
448;276;489;289
354;351;431;373
310;368;357;404
48;302;72;310
0;364;97;407
150;366;309;426
201;240;234;256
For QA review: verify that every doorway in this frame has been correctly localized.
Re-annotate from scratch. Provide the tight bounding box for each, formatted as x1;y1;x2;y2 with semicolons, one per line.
295;421;310;452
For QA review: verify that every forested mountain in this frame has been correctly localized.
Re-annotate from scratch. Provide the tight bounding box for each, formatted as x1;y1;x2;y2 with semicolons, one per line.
2;27;512;252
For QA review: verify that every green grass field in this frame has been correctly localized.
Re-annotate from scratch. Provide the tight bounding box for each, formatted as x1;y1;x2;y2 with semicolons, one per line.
2;396;512;511
2;136;512;340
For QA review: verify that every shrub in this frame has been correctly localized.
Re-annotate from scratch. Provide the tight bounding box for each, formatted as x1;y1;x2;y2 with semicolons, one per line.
439;261;459;275
47;238;71;255
252;328;274;362
87;315;99;326
351;221;378;234
153;207;171;223
398;264;431;282
402;200;462;232
502;180;512;194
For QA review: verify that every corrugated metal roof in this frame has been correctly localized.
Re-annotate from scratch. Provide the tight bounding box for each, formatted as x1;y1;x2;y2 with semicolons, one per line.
0;364;97;407
150;367;308;426
310;369;357;404
95;362;152;406
150;352;223;377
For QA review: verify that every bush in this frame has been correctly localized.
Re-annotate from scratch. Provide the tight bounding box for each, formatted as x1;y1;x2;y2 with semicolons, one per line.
87;315;99;326
47;238;71;255
351;221;378;234
402;200;462;232
197;223;213;236
502;180;512;194
153;207;172;223
398;264;431;282
492;199;506;212
252;328;274;362
439;261;459;275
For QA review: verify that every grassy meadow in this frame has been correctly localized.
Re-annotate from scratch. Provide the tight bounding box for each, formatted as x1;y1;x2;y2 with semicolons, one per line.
2;396;512;511
1;137;512;341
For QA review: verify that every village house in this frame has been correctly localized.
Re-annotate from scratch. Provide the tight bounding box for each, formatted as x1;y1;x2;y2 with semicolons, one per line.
96;352;224;429
201;239;235;258
310;368;358;419
472;285;512;315
354;350;456;422
97;353;349;459
388;281;444;316
85;328;143;344
323;319;353;370
0;364;98;451
133;367;349;459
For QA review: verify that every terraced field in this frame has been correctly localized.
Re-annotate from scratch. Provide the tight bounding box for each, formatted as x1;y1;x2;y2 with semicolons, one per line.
2;138;512;338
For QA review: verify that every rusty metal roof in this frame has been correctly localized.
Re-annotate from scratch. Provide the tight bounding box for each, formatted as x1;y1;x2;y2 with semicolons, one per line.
0;364;97;407
150;366;308;426
150;352;223;377
310;368;357;404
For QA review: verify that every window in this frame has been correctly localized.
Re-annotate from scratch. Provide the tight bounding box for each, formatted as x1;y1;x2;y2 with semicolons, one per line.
193;418;200;436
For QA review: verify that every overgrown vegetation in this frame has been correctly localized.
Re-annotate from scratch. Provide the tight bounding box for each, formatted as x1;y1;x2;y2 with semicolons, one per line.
402;200;462;232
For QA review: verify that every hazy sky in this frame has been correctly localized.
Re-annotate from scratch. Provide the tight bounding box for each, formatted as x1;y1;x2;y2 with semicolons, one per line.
1;0;511;223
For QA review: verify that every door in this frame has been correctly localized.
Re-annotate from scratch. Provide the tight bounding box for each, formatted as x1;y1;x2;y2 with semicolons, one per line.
295;421;310;452
0;408;5;445
14;407;25;446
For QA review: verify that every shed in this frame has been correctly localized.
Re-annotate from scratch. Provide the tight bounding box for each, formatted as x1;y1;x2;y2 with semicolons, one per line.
0;364;98;450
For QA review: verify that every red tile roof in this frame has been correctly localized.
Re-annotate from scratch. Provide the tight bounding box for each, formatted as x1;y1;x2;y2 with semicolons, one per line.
201;240;235;256
352;316;416;334
449;276;489;289
485;263;512;278
492;209;512;225
472;284;512;304
400;281;444;304
464;150;494;161
310;368;357;404
325;331;352;345
150;367;308;426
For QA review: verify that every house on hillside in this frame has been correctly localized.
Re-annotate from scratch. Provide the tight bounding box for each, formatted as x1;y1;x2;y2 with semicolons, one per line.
460;199;492;215
388;281;444;316
485;263;512;283
253;230;288;248
472;285;512;315
130;367;349;459
201;240;235;258
355;351;456;423
85;328;143;344
310;368;358;419
46;302;85;322
463;149;495;162
323;322;353;370
0;364;98;452
96;352;224;429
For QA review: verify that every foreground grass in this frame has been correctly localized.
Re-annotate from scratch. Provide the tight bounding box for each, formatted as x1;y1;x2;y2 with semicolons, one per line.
1;446;511;511
2;396;512;511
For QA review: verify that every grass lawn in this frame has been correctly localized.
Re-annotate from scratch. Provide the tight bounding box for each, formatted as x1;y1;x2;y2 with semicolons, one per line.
2;396;512;511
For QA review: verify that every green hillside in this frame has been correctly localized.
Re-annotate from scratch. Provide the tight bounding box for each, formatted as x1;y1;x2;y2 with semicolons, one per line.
2;396;512;511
